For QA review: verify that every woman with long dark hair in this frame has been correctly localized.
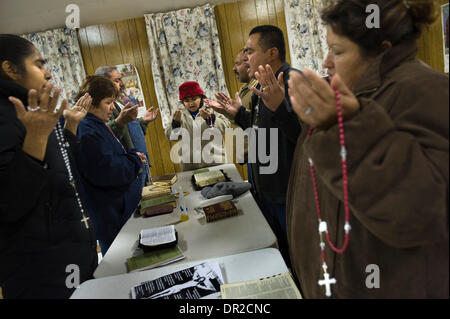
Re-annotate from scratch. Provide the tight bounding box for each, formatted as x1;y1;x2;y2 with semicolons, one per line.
0;34;98;298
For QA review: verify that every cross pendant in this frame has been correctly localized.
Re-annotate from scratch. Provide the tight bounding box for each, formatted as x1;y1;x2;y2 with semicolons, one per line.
318;272;336;297
81;216;90;229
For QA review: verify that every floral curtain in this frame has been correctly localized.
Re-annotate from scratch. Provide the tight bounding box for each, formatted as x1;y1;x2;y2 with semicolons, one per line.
284;0;330;76
144;3;229;129
21;27;86;106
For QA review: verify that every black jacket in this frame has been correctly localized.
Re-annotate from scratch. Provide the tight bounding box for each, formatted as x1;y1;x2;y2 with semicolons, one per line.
234;63;301;204
0;79;98;299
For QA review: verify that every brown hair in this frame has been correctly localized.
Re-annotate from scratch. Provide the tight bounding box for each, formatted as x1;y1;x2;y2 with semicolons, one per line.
76;75;118;108
321;0;438;57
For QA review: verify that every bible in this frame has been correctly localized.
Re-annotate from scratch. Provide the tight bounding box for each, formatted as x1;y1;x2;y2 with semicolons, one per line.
202;200;238;223
152;173;177;185
138;225;178;251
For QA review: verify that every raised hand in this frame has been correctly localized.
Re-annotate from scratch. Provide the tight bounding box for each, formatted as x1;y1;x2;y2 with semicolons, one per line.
142;106;159;123
115;102;138;126
9;83;67;161
64;93;92;135
288;69;360;130
251;64;285;112
204;98;222;110
209;92;241;117
172;109;182;123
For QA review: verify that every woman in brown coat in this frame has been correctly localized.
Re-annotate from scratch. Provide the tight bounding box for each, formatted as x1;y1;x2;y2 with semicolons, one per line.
287;0;448;298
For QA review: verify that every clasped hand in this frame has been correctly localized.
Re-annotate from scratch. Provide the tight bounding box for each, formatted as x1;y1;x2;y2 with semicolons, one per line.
199;108;212;120
288;69;360;130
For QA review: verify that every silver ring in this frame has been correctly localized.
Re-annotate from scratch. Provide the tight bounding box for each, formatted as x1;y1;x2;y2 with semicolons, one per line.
41;108;49;112
27;106;40;112
304;106;313;115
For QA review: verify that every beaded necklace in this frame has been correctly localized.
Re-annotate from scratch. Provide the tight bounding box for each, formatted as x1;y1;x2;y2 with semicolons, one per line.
306;88;351;297
54;121;90;229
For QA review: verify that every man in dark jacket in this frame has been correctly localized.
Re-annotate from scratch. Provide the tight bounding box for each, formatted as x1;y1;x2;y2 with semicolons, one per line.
212;25;301;266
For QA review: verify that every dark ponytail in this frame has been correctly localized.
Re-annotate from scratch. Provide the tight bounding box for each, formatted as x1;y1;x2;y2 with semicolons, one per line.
0;34;35;80
321;0;438;57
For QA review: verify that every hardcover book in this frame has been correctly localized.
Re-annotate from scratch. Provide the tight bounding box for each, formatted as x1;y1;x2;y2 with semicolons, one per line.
193;170;226;188
152;173;177;185
140;194;177;209
140;202;176;217
126;246;184;273
202;200;238;223
141;184;172;201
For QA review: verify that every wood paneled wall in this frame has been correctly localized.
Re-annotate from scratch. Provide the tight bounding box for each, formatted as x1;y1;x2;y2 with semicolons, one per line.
214;0;291;179
78;18;180;178
77;0;291;179
77;0;445;179
214;0;291;100
417;0;448;73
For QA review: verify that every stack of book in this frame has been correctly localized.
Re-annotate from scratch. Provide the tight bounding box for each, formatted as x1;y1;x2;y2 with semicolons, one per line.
140;174;177;217
126;225;185;273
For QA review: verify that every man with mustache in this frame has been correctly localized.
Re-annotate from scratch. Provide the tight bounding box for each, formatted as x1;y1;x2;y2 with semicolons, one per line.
210;25;301;266
207;49;258;164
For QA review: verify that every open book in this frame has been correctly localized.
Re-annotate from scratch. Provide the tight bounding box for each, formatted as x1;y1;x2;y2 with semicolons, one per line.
139;225;177;248
126;225;184;272
220;272;302;299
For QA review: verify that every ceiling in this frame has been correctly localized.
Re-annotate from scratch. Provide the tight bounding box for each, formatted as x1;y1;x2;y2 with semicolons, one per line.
0;0;232;35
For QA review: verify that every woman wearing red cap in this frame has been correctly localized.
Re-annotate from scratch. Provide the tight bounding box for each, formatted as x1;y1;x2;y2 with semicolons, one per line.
165;81;230;171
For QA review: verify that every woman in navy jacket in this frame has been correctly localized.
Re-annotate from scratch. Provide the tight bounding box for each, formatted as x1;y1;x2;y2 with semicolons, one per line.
75;76;144;256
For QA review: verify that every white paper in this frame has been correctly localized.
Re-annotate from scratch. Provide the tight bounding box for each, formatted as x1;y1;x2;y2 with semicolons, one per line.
140;225;176;246
131;261;224;299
